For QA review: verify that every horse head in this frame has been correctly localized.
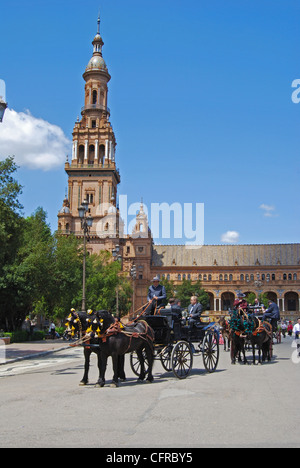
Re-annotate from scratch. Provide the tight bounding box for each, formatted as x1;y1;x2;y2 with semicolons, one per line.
64;310;89;338
93;310;115;333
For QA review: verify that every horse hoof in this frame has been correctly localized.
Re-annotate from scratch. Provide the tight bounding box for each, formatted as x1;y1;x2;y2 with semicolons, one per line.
110;381;119;388
79;381;87;386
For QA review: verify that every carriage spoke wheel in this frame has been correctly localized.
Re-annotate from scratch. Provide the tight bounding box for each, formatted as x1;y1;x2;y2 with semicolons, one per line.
171;341;193;379
160;345;173;372
130;350;149;377
202;331;219;373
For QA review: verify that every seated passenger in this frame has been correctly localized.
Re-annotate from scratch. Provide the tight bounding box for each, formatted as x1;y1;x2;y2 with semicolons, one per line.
187;296;203;332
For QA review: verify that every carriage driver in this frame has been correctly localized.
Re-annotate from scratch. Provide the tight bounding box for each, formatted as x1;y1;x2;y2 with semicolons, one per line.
145;276;167;315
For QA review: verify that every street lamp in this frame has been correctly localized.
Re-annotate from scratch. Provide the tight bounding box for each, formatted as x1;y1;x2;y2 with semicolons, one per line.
0;100;7;123
112;244;122;319
78;199;93;312
130;264;137;314
0;79;7;123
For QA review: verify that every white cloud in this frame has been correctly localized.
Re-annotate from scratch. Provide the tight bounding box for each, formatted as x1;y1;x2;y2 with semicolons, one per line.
0;108;71;170
259;204;278;217
221;230;240;243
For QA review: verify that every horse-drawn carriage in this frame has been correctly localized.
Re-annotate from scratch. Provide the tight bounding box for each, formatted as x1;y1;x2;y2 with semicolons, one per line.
65;306;220;386
130;308;220;379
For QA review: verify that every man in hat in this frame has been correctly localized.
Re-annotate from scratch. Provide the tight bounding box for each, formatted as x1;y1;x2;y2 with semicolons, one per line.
233;293;248;311
145;276;167;315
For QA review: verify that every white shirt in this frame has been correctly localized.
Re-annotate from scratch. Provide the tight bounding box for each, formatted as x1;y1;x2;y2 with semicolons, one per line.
293;323;300;334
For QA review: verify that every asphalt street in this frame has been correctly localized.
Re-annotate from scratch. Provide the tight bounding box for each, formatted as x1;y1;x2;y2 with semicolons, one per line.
0;337;299;448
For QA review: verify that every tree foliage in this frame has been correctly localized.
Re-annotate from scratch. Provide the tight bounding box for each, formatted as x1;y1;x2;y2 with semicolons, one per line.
175;279;209;309
0;157;133;330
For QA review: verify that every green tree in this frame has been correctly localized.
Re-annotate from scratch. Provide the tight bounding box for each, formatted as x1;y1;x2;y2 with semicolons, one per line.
175;279;209;309
160;277;176;302
82;251;132;317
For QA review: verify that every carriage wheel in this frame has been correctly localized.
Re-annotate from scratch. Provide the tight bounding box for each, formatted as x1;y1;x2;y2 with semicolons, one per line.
202;331;219;373
160;345;173;372
171;341;193;379
130;350;149;377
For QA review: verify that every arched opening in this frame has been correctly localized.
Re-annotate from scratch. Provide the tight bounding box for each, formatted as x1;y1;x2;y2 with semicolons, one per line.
206;292;214;311
221;292;235;311
284;292;299;311
88;145;95;165
265;291;277;303
92;90;97;105
99;144;105;165
78;145;84;164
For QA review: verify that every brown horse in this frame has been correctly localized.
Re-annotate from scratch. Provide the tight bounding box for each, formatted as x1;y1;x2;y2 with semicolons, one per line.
245;315;272;365
219;316;231;352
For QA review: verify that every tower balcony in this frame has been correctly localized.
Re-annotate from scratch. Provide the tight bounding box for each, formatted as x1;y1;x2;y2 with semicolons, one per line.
81;103;110;115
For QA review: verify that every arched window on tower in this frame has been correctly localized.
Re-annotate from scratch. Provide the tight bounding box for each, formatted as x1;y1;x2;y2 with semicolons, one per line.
92;90;97;105
78;145;84;164
99;144;105;165
88;145;95;165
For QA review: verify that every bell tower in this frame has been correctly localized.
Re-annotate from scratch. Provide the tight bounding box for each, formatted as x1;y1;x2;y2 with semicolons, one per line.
59;16;120;249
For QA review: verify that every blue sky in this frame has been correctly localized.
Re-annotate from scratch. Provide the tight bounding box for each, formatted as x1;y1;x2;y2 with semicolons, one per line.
0;0;299;245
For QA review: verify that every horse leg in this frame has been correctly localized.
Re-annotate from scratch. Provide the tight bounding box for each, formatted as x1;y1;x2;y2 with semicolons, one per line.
80;348;91;385
242;343;247;364
118;355;126;381
258;345;262;364
231;338;236;364
144;344;154;383
252;342;256;365
95;350;103;385
96;352;107;387
110;353;120;387
136;348;146;381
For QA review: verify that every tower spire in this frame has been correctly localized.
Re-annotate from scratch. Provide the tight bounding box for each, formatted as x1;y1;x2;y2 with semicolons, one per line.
97;12;100;34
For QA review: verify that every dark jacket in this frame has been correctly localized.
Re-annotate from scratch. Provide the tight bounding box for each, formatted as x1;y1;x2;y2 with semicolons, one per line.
264;302;280;320
147;284;167;306
187;302;203;322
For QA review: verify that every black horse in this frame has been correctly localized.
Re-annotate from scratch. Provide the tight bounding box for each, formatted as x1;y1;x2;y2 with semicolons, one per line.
245;315;272;365
65;310;154;387
65;310;125;386
93;310;155;387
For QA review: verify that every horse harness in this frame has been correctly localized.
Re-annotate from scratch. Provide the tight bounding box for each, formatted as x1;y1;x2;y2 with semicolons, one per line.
94;319;154;354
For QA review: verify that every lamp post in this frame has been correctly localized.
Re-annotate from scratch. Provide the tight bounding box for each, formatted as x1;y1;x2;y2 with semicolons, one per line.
130;264;137;315
0;79;7;123
112;244;122;319
78;199;93;312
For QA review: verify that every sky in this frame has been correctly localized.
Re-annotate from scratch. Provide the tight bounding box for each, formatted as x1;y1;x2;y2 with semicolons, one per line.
0;0;299;246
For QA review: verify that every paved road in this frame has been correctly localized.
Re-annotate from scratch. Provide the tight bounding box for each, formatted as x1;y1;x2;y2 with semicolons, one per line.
0;337;299;448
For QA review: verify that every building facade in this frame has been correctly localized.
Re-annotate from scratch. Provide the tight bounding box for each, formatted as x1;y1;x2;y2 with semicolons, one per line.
58;19;300;320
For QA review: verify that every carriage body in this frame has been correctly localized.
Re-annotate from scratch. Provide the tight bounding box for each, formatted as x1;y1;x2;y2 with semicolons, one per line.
130;309;220;379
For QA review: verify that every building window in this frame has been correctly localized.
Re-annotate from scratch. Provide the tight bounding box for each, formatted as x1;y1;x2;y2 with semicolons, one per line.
178;274;181;281
219;274;223;281
240;274;244;281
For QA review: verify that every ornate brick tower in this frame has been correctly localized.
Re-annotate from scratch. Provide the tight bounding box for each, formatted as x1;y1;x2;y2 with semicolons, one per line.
58;16;121;253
